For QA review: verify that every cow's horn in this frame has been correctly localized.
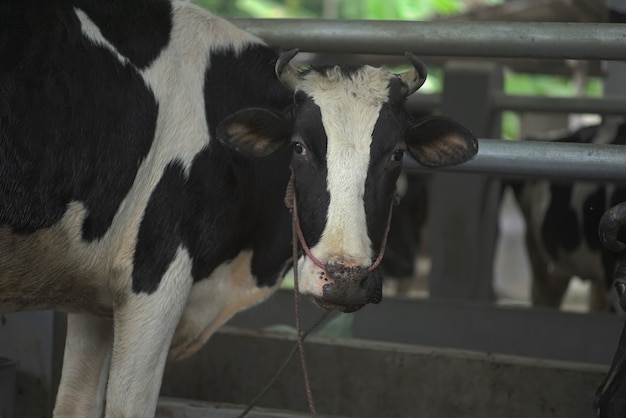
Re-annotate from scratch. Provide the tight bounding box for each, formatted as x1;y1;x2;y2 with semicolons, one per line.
397;53;427;96
599;202;626;252
276;48;302;90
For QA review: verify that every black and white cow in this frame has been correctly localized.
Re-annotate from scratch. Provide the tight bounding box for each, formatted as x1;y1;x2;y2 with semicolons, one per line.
511;119;626;311
0;0;477;416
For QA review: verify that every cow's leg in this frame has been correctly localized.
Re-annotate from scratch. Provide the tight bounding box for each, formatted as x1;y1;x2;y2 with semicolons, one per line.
105;256;192;418
590;280;609;312
531;265;570;307
526;232;570;307
54;313;113;418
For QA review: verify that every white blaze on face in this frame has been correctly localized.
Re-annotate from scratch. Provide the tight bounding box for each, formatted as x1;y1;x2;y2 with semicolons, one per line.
296;66;394;295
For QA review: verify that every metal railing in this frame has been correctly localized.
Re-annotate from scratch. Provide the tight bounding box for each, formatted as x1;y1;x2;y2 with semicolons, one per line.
408;93;626;116
230;18;626;182
404;139;626;182
231;19;626;60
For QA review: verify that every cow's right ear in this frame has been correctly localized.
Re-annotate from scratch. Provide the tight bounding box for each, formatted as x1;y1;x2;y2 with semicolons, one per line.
216;108;292;158
406;115;478;167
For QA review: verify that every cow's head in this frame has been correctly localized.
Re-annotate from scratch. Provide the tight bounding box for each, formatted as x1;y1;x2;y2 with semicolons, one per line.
217;50;477;312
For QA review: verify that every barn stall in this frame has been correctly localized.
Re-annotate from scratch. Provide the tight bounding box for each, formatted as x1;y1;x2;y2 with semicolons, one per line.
2;0;626;417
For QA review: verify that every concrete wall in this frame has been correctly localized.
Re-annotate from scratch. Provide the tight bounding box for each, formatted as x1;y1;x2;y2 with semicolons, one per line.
162;327;607;418
2;292;621;417
227;290;624;366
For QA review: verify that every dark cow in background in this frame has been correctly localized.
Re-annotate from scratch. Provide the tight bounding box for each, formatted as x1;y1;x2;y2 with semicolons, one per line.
381;172;428;296
0;0;477;416
511;118;626;312
381;172;429;296
381;111;432;297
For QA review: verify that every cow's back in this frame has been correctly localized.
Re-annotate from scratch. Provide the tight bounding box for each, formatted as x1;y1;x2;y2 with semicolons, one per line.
0;0;167;237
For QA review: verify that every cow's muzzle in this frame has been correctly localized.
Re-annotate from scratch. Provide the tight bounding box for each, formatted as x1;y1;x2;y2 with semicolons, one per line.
313;265;383;313
286;179;391;313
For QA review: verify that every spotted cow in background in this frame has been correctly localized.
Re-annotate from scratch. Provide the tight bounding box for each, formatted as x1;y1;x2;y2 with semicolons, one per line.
511;118;626;311
0;0;477;416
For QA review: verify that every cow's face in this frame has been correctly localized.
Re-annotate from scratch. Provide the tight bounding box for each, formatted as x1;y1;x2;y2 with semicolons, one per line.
218;50;477;312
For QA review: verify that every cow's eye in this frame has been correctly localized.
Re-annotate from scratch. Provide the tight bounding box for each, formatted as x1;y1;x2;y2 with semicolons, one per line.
391;149;404;162
293;142;306;155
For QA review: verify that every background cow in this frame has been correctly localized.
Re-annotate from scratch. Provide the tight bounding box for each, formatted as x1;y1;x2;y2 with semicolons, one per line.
381;111;432;297
380;173;430;296
0;0;477;416
510;117;626;311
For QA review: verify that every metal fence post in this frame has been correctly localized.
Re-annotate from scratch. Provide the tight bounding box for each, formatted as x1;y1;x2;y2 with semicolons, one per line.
0;312;65;418
428;61;503;301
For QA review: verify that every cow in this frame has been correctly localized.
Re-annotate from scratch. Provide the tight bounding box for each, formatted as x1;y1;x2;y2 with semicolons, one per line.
510;118;626;312
593;201;626;417
381;172;429;296
0;0;478;416
381;111;432;297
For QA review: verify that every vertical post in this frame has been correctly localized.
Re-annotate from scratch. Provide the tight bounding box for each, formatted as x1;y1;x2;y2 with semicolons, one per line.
428;61;503;301
605;1;626;98
595;3;626;417
0;358;16;418
0;311;65;418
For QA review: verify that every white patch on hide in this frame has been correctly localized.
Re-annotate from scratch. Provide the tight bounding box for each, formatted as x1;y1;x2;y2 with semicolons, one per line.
169;250;282;361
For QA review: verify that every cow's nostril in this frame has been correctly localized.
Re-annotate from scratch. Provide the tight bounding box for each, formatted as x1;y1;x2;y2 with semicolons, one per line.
318;268;383;309
325;263;368;282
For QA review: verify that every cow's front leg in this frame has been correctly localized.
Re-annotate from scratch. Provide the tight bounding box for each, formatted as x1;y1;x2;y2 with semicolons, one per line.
54;313;113;418
526;231;570;307
105;257;193;418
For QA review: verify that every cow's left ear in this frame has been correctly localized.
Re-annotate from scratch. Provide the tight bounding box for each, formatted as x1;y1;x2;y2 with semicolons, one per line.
406;115;478;167
216;107;292;158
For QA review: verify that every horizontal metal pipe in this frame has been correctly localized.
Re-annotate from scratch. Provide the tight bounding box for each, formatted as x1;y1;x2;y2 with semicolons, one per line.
407;93;626;115
404;139;626;183
231;19;626;60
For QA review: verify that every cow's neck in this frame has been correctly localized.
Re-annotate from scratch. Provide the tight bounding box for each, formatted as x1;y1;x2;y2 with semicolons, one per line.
181;140;293;287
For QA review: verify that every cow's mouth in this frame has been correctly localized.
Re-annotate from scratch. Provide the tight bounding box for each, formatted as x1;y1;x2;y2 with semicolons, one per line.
307;268;383;313
312;297;364;313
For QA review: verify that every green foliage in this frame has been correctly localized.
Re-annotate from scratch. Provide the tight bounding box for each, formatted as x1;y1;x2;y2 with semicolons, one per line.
502;111;520;140
502;73;603;139
340;0;463;20
194;0;319;17
505;72;603;98
196;0;469;19
432;0;464;15
236;0;287;18
193;0;248;16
